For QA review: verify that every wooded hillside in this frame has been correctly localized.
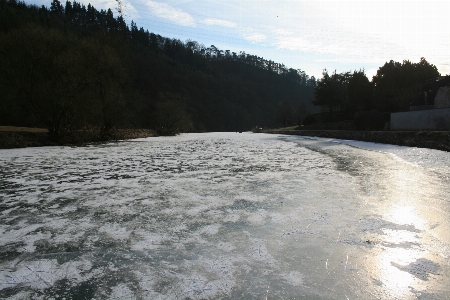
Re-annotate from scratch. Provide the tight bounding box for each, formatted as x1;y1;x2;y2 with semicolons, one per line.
0;0;317;141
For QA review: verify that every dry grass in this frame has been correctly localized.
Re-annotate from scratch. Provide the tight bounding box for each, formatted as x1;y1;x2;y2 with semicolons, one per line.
0;126;48;133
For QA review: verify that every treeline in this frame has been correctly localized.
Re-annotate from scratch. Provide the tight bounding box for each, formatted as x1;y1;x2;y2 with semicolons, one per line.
0;0;317;141
309;58;448;129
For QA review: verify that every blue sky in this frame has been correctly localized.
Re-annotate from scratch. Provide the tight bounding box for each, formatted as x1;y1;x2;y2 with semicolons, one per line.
28;0;450;80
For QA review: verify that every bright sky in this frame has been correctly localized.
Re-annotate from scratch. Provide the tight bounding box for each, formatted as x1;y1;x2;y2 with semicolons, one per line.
28;0;450;80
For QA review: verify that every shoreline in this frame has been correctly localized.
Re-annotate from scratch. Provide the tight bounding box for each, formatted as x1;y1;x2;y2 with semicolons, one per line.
1;127;449;152
262;129;450;152
0;128;156;149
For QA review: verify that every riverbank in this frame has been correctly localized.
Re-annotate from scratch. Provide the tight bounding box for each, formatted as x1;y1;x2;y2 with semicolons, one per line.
2;127;449;152
262;128;450;152
0;127;156;149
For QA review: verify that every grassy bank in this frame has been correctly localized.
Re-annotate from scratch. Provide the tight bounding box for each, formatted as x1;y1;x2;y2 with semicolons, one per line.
0;127;156;149
262;128;450;152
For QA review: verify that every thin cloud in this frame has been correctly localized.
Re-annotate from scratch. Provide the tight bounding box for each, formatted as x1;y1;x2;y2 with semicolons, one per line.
201;18;237;28
241;27;266;43
145;0;195;27
274;36;319;53
272;26;392;62
243;33;266;43
271;28;293;37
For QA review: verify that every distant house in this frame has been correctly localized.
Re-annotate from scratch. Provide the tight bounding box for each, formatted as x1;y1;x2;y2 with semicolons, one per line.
435;86;450;108
390;84;450;131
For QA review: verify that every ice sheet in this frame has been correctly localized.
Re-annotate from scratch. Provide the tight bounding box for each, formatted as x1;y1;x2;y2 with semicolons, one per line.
1;132;449;298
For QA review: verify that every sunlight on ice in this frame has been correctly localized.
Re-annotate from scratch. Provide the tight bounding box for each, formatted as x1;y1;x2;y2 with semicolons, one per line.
375;165;431;297
377;247;420;294
385;205;425;230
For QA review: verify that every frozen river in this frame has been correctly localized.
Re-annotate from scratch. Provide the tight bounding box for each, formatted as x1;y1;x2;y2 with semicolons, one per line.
1;132;450;299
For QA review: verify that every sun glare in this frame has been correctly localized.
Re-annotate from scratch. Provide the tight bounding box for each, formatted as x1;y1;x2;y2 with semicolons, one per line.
385;205;425;230
377;247;423;296
375;205;426;298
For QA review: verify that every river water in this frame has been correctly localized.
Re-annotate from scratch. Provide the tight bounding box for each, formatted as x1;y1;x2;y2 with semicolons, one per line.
1;132;449;299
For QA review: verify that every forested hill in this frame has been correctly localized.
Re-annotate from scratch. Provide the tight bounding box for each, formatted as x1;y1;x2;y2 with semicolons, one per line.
0;0;317;140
